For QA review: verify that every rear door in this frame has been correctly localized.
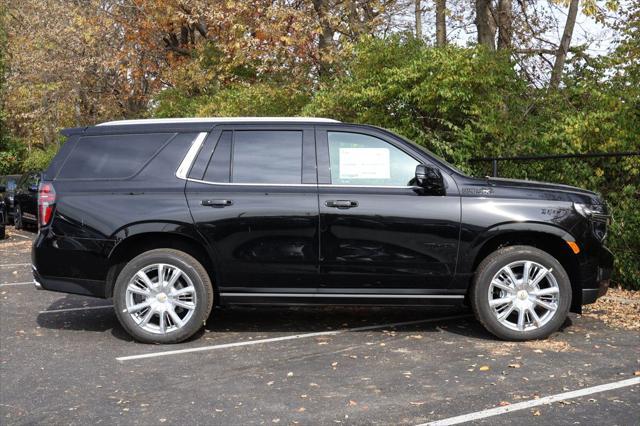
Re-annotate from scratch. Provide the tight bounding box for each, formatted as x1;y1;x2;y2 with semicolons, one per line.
185;125;319;301
315;126;461;300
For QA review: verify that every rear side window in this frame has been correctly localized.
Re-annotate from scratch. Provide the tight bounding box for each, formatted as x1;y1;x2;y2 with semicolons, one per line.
232;131;303;184
57;133;174;179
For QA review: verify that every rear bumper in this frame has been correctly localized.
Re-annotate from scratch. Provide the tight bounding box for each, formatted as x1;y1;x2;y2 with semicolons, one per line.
32;265;107;298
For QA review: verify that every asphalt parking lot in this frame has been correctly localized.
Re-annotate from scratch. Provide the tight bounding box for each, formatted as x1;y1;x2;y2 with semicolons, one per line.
1;226;638;425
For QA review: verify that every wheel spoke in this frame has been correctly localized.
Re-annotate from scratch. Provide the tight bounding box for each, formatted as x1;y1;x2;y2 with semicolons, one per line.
167;307;183;327
139;307;155;326
135;270;155;290
534;298;557;311
157;264;165;288
528;307;541;327
522;261;532;284
127;300;152;313
171;286;195;297
530;267;552;287
166;267;182;289
504;266;518;287
158;311;166;333
517;307;526;330
497;303;516;321
489;297;514;307
533;287;559;296
127;283;150;297
491;280;515;293
172;299;195;310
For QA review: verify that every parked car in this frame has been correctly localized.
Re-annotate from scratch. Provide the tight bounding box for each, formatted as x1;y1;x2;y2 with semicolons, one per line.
31;118;613;344
0;174;20;223
13;171;41;230
0;185;6;240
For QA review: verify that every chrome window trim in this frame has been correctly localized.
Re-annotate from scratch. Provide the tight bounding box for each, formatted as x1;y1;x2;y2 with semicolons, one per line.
220;292;464;299
175;132;208;180
183;177;415;190
175;131;418;189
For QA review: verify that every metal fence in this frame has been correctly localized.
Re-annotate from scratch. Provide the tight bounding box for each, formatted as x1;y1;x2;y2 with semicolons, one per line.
468;151;640;177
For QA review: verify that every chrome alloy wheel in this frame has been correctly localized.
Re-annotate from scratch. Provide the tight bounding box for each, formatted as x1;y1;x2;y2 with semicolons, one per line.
124;263;197;334
488;260;559;332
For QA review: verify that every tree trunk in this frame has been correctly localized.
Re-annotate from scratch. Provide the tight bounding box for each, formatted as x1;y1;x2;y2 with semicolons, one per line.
415;0;422;38
496;0;512;49
435;0;447;46
550;0;579;89
475;0;496;50
312;0;335;78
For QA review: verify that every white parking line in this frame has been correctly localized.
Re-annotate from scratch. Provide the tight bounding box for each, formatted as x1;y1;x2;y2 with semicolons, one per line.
39;305;113;314
116;313;472;362
418;377;640;426
0;263;32;268
0;281;33;287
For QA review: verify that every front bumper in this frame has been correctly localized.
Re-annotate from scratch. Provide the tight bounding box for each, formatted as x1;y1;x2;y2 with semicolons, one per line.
581;246;613;305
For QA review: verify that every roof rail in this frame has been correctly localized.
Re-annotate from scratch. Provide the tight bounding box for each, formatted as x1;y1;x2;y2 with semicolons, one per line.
97;117;340;126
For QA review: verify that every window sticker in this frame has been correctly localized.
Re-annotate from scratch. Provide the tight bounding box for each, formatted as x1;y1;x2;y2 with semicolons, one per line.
339;148;390;179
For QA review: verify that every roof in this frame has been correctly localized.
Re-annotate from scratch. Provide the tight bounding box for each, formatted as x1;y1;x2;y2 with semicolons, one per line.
97;117;340;126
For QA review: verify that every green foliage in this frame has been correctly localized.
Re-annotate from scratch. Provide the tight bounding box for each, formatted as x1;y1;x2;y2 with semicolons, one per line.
21;145;58;172
305;35;528;168
154;82;310;118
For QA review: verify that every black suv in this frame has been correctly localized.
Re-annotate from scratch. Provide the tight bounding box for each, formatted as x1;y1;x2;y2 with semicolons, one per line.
13;171;40;230
0;174;20;223
32;118;613;343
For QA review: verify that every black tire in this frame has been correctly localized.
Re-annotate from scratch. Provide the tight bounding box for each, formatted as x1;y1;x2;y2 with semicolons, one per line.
470;245;572;341
113;249;214;344
0;226;5;240
14;205;23;230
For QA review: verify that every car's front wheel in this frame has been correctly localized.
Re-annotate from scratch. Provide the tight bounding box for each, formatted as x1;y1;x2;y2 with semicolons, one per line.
471;245;572;341
113;249;214;344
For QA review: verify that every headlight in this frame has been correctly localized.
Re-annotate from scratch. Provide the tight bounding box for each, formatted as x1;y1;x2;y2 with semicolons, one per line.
574;202;609;241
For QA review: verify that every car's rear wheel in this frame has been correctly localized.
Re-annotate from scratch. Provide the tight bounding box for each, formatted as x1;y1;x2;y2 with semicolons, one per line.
113;249;214;344
470;245;572;341
14;205;23;230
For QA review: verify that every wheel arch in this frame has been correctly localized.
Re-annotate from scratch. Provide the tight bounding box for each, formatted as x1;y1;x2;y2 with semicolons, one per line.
105;230;218;300
470;223;583;313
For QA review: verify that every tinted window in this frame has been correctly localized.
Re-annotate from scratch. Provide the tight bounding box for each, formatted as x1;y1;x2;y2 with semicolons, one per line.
57;133;173;179
232;131;303;184
203;131;232;183
328;132;419;186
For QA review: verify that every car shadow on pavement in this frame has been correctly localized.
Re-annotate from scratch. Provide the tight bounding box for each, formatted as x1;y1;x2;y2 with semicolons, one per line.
36;297;503;343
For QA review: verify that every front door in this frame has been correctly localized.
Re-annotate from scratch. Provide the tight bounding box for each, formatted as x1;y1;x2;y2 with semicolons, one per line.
316;126;461;300
185;126;319;300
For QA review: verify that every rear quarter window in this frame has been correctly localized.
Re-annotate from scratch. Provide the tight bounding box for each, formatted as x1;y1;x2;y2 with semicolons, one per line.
57;133;174;180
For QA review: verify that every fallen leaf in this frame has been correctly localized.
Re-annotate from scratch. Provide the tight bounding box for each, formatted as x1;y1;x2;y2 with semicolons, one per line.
349;400;357;406
479;366;490;371
533;410;541;416
508;363;521;369
499;401;511;406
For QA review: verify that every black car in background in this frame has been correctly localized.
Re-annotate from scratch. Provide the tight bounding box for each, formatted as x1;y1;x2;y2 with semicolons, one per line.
0;174;20;223
13;171;41;230
31;118;613;344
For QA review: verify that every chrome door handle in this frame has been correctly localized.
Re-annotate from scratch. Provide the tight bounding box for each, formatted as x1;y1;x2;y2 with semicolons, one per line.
202;199;233;207
325;200;358;209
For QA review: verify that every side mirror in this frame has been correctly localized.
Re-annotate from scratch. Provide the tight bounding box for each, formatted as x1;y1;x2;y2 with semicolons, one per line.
415;165;445;195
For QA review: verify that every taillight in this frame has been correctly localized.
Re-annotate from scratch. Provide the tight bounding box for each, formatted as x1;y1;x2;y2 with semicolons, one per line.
38;182;56;227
